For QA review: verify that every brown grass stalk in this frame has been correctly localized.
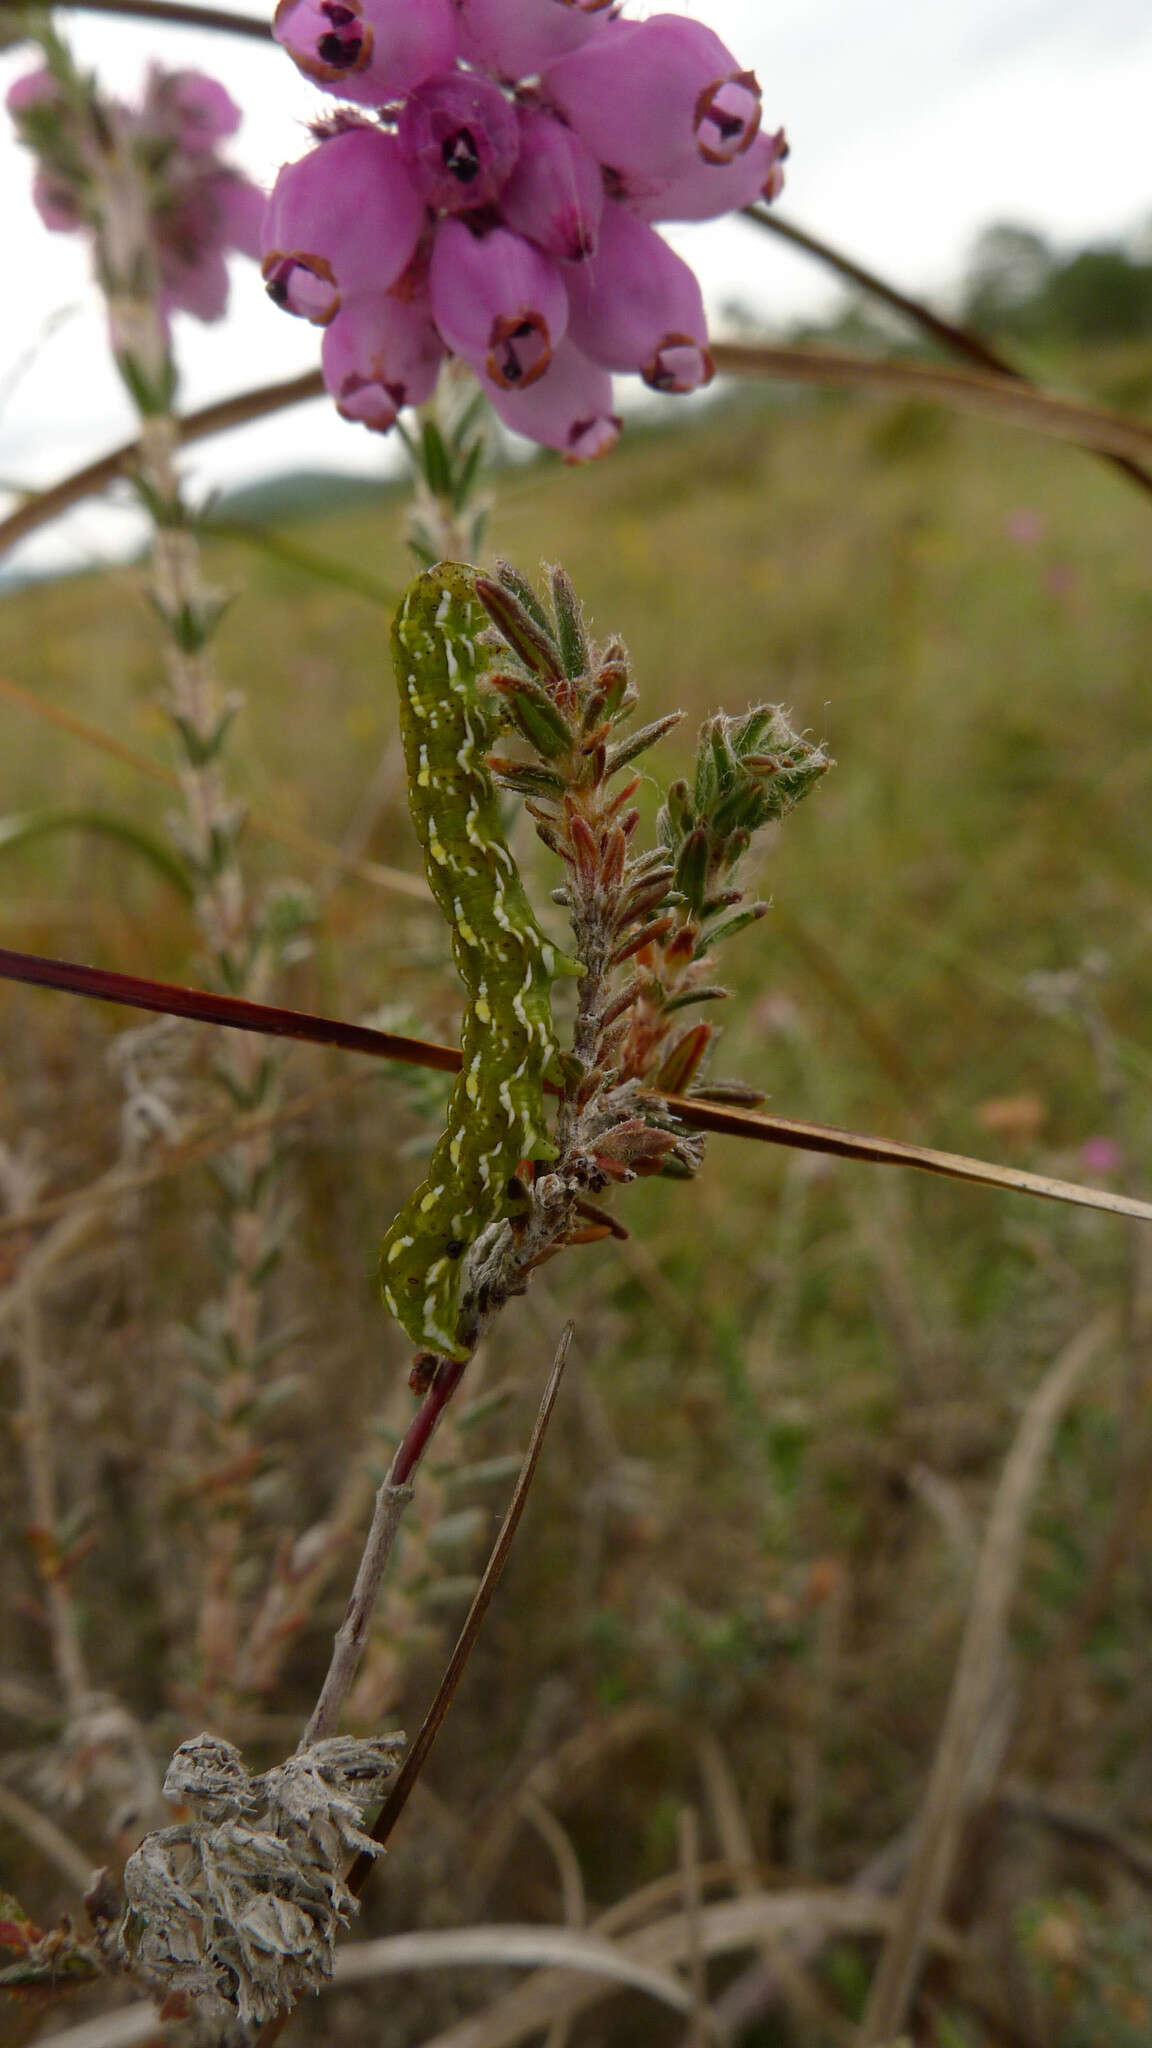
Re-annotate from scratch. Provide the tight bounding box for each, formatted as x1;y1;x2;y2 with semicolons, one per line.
858;1310;1116;2044
743;206;1152;505
3;342;1151;568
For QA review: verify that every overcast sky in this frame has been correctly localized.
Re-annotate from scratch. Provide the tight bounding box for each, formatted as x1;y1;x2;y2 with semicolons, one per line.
2;0;1150;574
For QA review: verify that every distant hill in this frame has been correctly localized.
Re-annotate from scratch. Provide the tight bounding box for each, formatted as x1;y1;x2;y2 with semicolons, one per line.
209;468;406;524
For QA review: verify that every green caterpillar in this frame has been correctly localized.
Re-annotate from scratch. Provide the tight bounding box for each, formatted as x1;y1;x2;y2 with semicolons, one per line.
380;563;576;1361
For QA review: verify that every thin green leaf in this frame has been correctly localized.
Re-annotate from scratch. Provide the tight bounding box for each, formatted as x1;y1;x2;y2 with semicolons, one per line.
0;808;193;899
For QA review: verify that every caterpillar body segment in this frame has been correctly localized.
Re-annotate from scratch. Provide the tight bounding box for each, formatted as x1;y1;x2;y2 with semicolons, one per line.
380;562;577;1361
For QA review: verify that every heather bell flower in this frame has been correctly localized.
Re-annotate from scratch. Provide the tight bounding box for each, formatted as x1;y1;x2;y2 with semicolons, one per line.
263;3;787;459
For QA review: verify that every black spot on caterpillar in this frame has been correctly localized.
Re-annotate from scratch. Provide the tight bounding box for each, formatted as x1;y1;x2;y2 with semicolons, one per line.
380;562;578;1360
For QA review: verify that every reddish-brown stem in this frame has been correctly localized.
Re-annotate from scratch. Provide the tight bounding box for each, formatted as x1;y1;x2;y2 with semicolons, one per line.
390;1356;470;1487
0;945;461;1073
4;944;1152;1226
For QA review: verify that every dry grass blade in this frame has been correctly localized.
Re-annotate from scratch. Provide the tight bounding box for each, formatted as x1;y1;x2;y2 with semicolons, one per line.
0;1782;95;1891
674;1097;1152;1225
5;335;1152;562
0;371;325;559
742;207;1152;506
413;1889;963;2048
858;1311;1115;2044
336;1926;696;2010
29;1891;962;2048
0;672;428;901
4;947;1152;1226
16;2013;164;2048
711;342;1152;464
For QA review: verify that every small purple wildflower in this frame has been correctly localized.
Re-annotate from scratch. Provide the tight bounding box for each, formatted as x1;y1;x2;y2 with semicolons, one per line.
1080;1136;1122;1177
264;2;785;457
7;61;263;330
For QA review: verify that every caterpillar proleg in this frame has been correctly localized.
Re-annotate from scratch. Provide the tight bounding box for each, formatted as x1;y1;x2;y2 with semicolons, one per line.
380;562;576;1360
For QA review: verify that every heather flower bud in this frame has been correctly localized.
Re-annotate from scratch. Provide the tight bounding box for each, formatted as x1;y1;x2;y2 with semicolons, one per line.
565;204;712;393
9;59;263;324
161;175;262;321
456;0;610;83
634;126;787;225
322;292;443;431
6;65;64;116
500;105;603;262
32;168;85;232
541;14;761;196
143;67;241;151
273;0;456;104
430;219;567;390
397;71;518;213
480;338;620;461
262;127;425;325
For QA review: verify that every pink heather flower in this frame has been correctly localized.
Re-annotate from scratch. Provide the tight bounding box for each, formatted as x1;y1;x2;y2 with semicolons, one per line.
396;70;519;212
456;0;610;82
262;126;425;324
259;0;782;457
541;14;761;196
480;336;620;460
143;67;241;151
5;65;63;116
565;202;712;392
273;0;456;104
159;173;264;320
9;60;262;324
31;167;85;232
634;126;788;224
500;105;603;261
322;291;444;430
430;219;568;388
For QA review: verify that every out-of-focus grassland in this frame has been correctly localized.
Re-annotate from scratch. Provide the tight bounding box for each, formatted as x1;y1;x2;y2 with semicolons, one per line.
2;377;1152;2044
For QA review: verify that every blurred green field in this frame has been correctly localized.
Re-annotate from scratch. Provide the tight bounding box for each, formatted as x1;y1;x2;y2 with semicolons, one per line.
2;378;1152;2044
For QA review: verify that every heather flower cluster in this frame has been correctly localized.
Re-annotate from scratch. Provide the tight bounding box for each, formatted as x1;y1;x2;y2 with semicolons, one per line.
264;0;786;457
7;59;263;329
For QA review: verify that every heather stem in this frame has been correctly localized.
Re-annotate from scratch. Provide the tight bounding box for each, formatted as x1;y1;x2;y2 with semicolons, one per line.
301;1354;469;1742
83;83;291;1705
15;1285;91;1716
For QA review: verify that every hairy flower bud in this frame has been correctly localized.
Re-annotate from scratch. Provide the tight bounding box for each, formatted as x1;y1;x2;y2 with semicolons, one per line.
321;292;443;430
542;14;761;197
481;338;621;461
430;219;567;389
262;127;425;325
500;105;603;261
397;70;519;212
273;0;456;103
565;203;712;393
